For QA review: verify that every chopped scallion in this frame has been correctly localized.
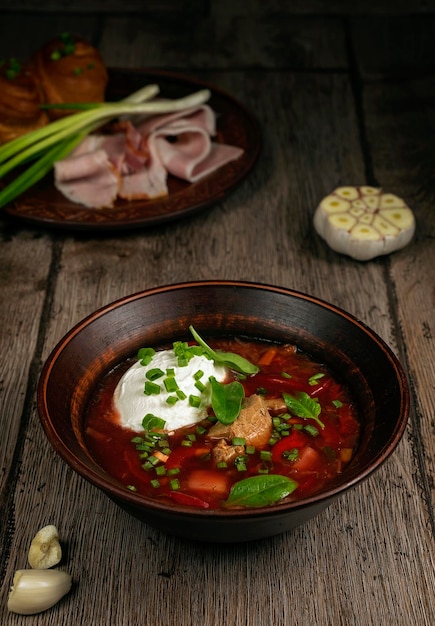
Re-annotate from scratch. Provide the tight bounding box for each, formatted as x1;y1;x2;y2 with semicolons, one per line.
141;413;165;431
194;380;206;393
144;381;161;395
304;424;319;437
138;347;155;366
260;450;272;461
164;376;179;392
308;373;325;386
146;368;164;381
189;394;201;408
283;448;299;461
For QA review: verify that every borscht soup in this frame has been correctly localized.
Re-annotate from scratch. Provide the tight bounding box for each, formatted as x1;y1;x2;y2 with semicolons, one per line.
85;330;360;510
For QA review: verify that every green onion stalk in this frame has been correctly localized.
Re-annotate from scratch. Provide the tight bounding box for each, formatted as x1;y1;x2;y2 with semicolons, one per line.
0;84;211;209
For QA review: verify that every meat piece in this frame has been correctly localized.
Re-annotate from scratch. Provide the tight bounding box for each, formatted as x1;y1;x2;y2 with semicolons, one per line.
265;397;287;413
53;104;244;208
54;148;121;208
137;104;217;137
118;133;168;200
156;131;244;183
138;105;243;183
212;440;245;465
208;394;272;448
119;164;168;200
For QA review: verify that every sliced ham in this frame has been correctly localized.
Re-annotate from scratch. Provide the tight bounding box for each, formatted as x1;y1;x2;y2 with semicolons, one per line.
139;105;243;183
157;133;244;183
137;104;217;137
54;148;121;209
53;103;244;209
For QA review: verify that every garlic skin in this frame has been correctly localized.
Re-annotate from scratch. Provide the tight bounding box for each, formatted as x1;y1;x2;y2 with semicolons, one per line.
28;524;62;569
7;569;72;615
313;186;415;261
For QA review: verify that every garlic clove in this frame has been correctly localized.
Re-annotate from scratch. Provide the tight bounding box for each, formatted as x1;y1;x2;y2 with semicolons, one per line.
7;569;72;615
313;186;416;261
28;524;62;569
319;194;350;214
335;186;360;200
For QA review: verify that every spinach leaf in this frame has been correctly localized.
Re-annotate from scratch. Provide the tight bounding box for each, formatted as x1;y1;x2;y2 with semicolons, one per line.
224;474;298;508
189;325;259;375
209;376;245;425
283;391;325;429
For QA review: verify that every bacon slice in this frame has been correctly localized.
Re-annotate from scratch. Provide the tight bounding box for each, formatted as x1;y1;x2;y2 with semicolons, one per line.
118;132;168;200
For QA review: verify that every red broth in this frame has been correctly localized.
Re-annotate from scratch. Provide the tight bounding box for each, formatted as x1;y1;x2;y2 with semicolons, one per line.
85;338;360;510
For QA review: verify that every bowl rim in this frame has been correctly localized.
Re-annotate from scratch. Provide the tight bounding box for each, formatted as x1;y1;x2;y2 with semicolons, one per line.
37;279;410;520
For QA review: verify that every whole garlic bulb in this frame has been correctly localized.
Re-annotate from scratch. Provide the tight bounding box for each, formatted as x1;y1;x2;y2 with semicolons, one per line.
313;186;415;261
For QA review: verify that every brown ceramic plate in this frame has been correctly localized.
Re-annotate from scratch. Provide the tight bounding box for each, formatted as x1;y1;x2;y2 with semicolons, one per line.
5;69;261;231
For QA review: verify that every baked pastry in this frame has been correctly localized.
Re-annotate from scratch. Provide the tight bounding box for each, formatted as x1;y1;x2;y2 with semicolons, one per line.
0;58;49;144
30;33;108;119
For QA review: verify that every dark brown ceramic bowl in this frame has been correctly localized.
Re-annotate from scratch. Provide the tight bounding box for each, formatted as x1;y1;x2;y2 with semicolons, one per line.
37;281;409;542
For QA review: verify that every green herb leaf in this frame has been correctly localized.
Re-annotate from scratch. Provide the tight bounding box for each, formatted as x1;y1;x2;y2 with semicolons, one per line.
189;325;259;375
210;376;245;425
283;391;325;429
224;474;298;508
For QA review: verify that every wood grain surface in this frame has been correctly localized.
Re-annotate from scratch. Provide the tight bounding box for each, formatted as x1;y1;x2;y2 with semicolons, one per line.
0;4;434;625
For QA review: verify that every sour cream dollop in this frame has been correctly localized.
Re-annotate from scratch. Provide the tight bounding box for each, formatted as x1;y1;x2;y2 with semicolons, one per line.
114;349;227;432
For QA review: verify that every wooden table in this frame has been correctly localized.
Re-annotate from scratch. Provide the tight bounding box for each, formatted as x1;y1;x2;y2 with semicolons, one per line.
1;3;434;624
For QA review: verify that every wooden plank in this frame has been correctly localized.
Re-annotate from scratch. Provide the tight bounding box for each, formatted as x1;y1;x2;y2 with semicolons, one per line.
211;0;435;15
0;13;104;59
2;0;435;15
363;74;435;521
100;13;346;70
351;15;435;76
0;226;53;578
0;1;207;13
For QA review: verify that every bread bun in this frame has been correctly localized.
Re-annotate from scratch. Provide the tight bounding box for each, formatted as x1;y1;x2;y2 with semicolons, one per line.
0;58;49;144
30;33;108;119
